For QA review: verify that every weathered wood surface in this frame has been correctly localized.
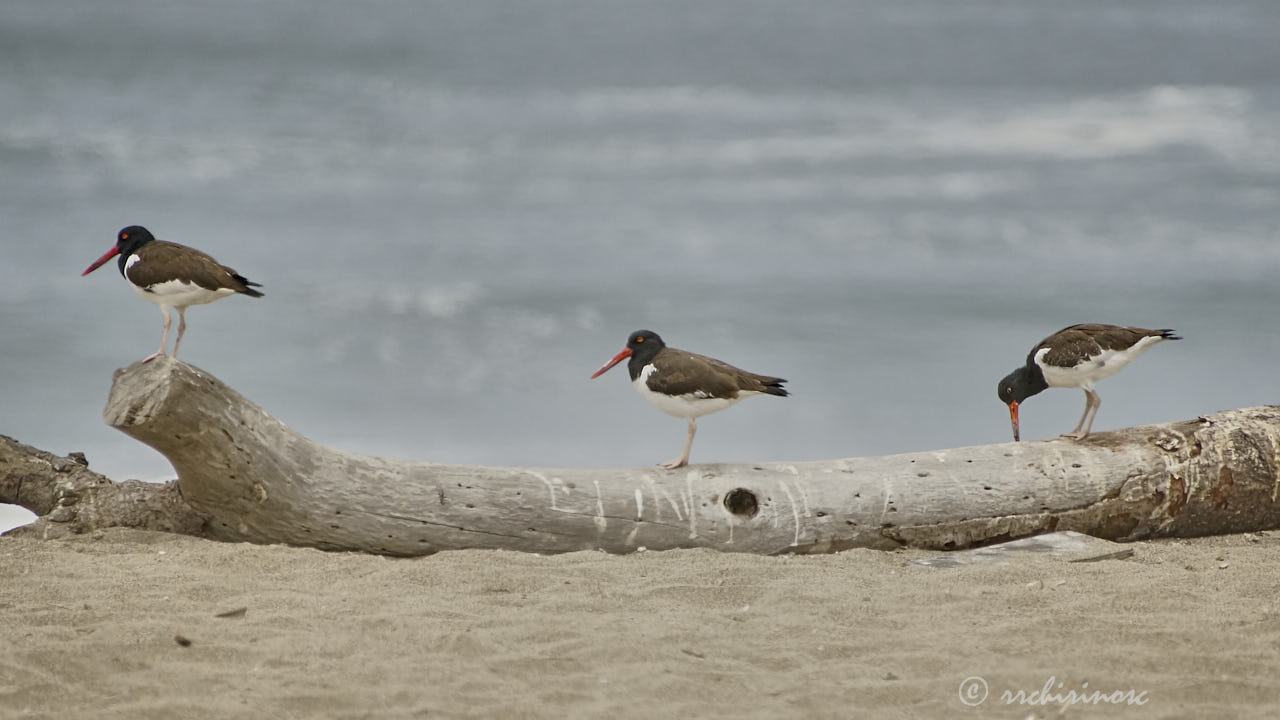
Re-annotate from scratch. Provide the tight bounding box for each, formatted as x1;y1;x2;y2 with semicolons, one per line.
0;434;206;539
4;358;1279;554
33;357;1266;556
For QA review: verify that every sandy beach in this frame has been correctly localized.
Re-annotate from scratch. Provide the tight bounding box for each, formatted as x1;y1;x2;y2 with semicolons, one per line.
2;528;1277;719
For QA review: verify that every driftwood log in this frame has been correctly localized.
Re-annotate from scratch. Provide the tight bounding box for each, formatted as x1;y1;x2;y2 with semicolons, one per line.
0;435;206;539
3;357;1280;555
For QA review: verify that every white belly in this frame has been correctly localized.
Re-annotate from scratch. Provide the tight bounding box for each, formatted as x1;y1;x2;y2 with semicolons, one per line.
633;364;752;419
1035;335;1165;390
130;279;235;308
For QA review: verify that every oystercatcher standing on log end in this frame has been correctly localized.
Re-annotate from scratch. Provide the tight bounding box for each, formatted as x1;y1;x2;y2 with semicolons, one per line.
590;329;788;469
997;324;1181;441
82;226;264;363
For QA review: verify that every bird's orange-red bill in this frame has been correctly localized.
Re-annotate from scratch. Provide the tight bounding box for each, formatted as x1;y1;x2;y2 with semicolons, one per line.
82;247;120;276
590;348;632;379
1007;401;1020;442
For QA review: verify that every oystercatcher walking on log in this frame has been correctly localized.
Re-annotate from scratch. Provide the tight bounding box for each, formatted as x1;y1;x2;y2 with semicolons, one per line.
997;324;1180;441
590;329;788;469
82;226;263;362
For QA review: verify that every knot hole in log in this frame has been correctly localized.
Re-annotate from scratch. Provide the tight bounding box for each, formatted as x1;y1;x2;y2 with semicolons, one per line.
724;488;759;518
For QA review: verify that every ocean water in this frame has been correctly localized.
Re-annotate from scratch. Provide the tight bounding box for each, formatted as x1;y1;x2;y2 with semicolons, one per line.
2;0;1278;532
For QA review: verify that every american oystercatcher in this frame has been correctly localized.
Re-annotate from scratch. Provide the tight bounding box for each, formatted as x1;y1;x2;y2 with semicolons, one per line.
590;329;788;469
997;324;1181;441
82;226;264;362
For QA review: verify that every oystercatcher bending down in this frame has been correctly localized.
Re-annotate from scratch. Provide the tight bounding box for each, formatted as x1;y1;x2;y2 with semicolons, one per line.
997;324;1180;441
590;329;788;469
82;226;263;362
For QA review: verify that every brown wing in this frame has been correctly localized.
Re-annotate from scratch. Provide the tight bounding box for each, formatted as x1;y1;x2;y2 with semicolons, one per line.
648;348;788;399
127;241;263;296
1033;324;1167;369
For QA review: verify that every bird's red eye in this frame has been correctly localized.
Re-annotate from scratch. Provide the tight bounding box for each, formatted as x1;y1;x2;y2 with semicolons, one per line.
635;336;644;343
121;233;128;239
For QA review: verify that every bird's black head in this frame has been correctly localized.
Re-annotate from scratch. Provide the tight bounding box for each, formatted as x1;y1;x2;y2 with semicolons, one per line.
589;329;667;381
113;226;156;274
82;225;158;278
997;366;1048;405
625;329;665;363
997;366;1047;442
116;226;155;252
997;369;1024;405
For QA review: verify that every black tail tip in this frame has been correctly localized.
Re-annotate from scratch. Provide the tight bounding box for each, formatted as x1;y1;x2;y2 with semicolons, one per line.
1161;329;1182;340
234;274;264;297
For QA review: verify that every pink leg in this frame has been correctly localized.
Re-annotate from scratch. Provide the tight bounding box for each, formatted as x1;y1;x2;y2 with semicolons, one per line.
1062;389;1101;440
171;308;188;360
659;418;697;470
142;306;172;363
1077;389;1102;438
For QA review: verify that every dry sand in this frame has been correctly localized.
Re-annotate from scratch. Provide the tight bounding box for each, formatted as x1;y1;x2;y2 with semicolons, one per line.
2;528;1278;719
